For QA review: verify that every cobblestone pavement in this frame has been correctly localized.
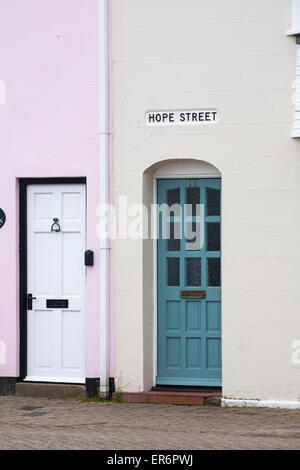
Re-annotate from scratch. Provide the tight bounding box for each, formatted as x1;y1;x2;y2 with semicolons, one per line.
0;396;299;450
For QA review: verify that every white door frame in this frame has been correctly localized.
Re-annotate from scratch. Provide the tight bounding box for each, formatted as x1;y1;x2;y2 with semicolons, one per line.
20;178;87;384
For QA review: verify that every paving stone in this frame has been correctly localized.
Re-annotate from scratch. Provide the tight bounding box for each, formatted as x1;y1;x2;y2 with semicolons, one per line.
0;396;299;450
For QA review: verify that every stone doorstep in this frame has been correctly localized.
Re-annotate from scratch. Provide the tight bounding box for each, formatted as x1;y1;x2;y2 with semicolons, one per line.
114;391;222;406
15;382;86;400
15;383;222;406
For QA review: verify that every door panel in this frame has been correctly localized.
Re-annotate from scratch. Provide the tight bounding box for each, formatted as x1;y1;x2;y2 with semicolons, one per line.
157;178;222;387
26;184;86;383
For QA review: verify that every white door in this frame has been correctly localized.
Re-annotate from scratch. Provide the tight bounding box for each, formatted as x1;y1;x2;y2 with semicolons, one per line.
26;184;86;383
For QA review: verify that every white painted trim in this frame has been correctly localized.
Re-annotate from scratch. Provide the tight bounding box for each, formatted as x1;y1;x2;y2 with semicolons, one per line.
291;44;300;137
153;160;221;180
151;162;221;387
222;398;300;410
290;0;300;35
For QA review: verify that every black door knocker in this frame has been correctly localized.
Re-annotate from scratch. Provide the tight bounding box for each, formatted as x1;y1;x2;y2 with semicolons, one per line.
51;218;61;233
0;208;6;229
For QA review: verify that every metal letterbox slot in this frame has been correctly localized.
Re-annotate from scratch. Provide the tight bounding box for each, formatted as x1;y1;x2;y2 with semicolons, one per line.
46;299;69;309
180;290;206;299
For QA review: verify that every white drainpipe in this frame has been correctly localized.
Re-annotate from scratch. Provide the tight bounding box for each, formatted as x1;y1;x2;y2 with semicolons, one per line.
99;0;110;398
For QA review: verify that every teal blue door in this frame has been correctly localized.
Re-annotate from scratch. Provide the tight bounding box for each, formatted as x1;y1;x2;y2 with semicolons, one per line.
157;178;222;387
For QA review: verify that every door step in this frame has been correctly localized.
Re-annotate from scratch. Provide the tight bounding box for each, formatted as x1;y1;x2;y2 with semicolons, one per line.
16;382;86;400
152;386;221;393
113;391;222;406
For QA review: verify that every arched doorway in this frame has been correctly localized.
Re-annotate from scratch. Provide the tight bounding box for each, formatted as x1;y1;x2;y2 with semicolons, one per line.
143;159;222;389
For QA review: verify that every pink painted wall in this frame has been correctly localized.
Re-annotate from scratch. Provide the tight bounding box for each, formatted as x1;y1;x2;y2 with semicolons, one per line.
0;0;103;378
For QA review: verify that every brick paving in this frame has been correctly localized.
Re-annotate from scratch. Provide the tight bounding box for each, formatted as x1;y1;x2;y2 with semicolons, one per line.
0;396;299;450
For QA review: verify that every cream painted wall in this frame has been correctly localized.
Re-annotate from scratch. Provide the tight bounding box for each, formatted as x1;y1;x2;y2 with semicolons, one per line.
112;0;300;400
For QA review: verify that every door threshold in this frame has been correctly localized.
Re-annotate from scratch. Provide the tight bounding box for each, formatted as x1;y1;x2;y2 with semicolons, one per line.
23;376;85;385
152;385;222;393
